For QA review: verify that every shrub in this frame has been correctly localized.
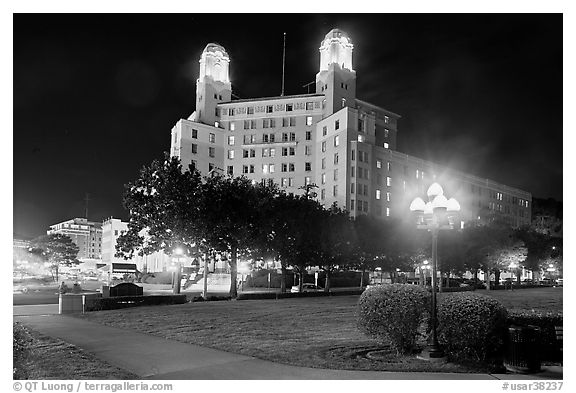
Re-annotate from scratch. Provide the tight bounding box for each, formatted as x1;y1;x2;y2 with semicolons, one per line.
507;310;563;362
85;295;187;311
437;292;508;363
13;323;32;379
357;284;429;354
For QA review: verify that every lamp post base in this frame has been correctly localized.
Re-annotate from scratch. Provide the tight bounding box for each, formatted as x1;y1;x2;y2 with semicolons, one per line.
417;346;447;362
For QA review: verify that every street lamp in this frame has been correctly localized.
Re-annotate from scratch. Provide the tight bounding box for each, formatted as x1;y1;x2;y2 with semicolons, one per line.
410;182;460;359
171;247;185;294
508;262;518;290
547;263;556;285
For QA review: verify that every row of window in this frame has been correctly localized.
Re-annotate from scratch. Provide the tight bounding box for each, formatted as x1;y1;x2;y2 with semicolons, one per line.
223;101;319;117
238;162;312;175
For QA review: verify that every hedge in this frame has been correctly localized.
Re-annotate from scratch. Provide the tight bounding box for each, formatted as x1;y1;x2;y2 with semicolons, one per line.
85;295;187;311
246;270;368;289
235;288;365;301
357;284;429;354
437;292;508;363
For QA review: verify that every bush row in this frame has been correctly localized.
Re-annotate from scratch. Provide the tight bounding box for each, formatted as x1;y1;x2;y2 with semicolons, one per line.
246;270;368;289
13;322;32;379
236;289;365;301
356;285;562;366
85;295;187;311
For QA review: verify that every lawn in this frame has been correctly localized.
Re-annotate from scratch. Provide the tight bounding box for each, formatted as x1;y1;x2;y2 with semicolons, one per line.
77;287;562;373
471;287;563;313
13;323;139;380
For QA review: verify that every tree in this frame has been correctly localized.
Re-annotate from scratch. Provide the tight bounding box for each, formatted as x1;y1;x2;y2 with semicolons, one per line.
115;155;204;293
29;234;80;282
350;215;382;287
199;174;278;298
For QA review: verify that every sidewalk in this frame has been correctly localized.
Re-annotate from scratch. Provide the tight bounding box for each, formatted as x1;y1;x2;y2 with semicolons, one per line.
13;307;562;380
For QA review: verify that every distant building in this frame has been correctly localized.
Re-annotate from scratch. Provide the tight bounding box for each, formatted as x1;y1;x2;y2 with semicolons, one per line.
101;217;172;274
47;218;102;260
170;28;532;227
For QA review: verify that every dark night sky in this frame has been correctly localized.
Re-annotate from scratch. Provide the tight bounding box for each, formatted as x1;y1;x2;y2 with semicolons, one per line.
13;13;563;239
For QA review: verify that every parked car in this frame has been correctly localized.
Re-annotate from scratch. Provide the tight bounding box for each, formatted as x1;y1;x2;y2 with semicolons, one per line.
556;278;563;286
291;283;323;293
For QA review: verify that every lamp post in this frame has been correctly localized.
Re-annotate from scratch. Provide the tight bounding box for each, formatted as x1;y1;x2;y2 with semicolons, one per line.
547;263;556;285
410;182;460;359
508;262;518;290
172;247;185;294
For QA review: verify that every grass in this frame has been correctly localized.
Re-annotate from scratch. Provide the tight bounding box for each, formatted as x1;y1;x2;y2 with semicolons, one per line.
13;323;138;380
67;287;561;374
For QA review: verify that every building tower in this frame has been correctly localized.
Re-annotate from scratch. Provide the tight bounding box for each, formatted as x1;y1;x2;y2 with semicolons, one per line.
316;29;357;116
195;43;231;125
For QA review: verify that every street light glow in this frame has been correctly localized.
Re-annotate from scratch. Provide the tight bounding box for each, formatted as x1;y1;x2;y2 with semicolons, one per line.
427;182;444;198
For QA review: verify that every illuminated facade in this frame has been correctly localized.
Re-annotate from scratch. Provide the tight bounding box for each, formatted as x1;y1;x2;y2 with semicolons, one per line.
170;29;531;227
47;217;102;260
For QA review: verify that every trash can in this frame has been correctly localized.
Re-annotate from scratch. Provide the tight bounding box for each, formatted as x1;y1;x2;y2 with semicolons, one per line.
504;325;542;373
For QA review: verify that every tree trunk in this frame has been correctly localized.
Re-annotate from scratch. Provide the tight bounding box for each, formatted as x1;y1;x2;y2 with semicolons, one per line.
494;269;501;288
55;264;59;283
324;270;331;292
229;247;238;299
516;269;522;285
473;269;478;291
280;265;287;293
298;270;303;292
485;268;491;291
360;267;365;288
438;270;443;292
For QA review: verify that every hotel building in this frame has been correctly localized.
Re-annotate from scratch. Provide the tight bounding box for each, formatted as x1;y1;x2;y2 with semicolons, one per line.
170;29;531;227
47;217;102;260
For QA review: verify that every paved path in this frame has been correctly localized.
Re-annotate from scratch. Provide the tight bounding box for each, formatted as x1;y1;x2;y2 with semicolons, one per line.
13;306;563;380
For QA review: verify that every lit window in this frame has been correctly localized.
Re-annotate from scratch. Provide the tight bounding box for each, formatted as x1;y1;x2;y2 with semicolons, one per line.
334;135;340;147
305;176;311;185
230;122;235;131
321;158;326;169
321;141;326;152
306;102;313;110
334;169;338;181
376;189;381;200
270;148;276;157
306;116;313;126
358;135;365;142
384;142;389;149
228;150;234;159
209;133;216;143
384;129;389;138
262;164;269;174
386;207;390;217
386;192;390;202
228;136;235;145
376;160;382;169
384;115;389;124
321;173;326;184
334;153;339;165
387;176;391;187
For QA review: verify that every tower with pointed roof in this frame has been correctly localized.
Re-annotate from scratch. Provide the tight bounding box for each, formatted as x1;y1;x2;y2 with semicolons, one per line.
316;29;357;116
195;43;232;125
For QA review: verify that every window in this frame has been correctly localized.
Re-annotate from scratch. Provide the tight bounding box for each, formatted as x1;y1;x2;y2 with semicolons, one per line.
192;129;198;139
384;129;389;138
243;149;249;158
250;149;256;158
351;150;355;161
341;98;346;108
250;134;256;144
289;163;295;172
282;147;288;156
357;200;362;211
387;176;392;187
229;108;235;116
358;118;364;133
244;120;250;130
334;135;340;147
350;199;355;211
286;103;293;112
228;136;235;145
384;115;389;124
266;105;273;113
282;133;288;142
288;178;294;187
263;119;270;128
262;164;269;174
270;148;276;157
321;173;326;184
305;145;312;155
321;158;326;169
304;162;311;171
376;160;382;169
263;134;269;143
209;147;215;158
249;165;254;173
351;166;355;177
290;117;296;126
305;176;311;185
387;161;391;171
306;102;313;110
306;116;313;126
227;166;234;175
228;150;235;159
384;142;389;149
363;184;369;196
281;163;288;172
209;133;216;143
306;131;311;140
333;185;338;197
358;135;365;142
270;164;275;173
386;192;390;202
190;160;196;170
269;133;275;143
334;169;338;181
335;120;340;130
416;170;420;179
386;207;390;217
247;107;254;115
262;148;269;157
290;132;296;141
191;144;198;154
243;165;249;174
351;183;355;194
282;118;289;127
321;141;326;152
323;126;327;136
376;189;381;200
270;119;276;128
219;95;222;100
230;122;235;131
334;153;339;165
321;189;325;200
289;147;295;156
364;201;369;212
